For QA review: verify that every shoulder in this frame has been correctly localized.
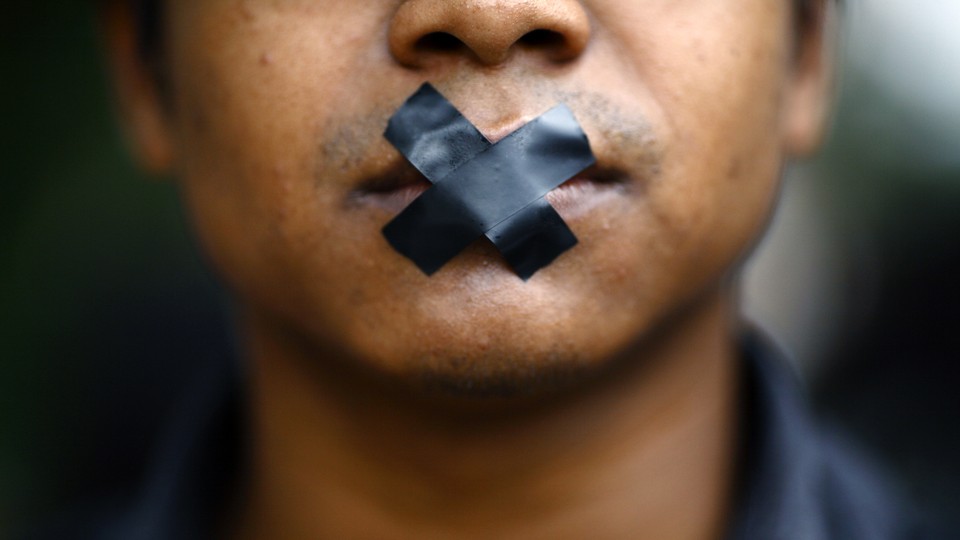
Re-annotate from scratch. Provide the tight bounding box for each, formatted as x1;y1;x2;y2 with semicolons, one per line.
729;330;943;540
17;356;243;540
817;427;937;539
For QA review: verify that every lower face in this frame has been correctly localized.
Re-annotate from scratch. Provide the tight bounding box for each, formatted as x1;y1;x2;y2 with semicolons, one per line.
164;0;794;394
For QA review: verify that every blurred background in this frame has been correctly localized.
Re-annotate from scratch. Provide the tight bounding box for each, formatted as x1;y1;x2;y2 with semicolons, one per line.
2;0;958;536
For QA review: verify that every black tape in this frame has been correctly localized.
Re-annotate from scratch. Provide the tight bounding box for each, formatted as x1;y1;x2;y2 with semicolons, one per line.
383;83;595;280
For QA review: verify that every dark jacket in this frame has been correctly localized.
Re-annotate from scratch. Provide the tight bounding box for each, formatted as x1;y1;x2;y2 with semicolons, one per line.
26;332;936;539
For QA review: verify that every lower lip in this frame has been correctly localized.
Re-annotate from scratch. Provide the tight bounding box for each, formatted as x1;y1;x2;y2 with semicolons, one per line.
545;178;626;220
352;177;624;219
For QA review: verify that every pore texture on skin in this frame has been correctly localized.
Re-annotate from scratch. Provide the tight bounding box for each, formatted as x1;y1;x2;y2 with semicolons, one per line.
152;0;798;389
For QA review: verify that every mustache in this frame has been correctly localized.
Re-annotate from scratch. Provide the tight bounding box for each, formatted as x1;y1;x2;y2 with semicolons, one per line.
315;83;663;194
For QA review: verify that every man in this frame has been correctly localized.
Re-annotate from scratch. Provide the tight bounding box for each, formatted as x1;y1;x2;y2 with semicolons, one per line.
82;0;927;538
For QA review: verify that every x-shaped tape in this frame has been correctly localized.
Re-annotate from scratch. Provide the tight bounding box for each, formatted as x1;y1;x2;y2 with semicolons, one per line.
382;84;596;279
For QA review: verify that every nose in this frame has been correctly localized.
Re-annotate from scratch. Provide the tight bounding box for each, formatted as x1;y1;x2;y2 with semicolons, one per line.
389;0;591;67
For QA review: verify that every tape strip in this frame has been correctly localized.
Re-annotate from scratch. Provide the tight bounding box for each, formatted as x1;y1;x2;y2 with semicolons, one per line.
384;85;580;279
383;83;595;279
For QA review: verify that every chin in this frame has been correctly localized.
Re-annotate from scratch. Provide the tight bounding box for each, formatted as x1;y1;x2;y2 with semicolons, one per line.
415;361;595;400
348;307;633;401
394;345;597;400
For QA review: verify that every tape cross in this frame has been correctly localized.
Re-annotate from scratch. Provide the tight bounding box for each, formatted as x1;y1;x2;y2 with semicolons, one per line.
382;83;596;280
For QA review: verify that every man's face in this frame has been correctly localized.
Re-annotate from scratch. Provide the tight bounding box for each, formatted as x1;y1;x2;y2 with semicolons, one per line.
138;0;822;392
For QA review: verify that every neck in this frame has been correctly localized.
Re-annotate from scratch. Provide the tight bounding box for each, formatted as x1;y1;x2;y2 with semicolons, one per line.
234;290;741;540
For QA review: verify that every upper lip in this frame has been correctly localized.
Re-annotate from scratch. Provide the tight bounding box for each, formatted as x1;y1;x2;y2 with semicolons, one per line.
354;160;432;195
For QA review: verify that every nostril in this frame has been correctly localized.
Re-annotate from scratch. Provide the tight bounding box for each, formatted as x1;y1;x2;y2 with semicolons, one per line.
390;1;591;68
518;29;565;49
415;32;467;54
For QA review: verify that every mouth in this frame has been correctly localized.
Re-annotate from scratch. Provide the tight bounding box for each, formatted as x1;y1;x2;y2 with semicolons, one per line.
348;161;432;212
348;159;628;217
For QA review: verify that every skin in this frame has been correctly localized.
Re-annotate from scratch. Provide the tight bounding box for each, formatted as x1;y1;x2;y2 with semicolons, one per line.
102;0;834;538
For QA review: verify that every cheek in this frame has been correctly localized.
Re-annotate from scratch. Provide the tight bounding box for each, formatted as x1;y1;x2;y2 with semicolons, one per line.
584;0;791;306
163;2;392;316
657;7;789;261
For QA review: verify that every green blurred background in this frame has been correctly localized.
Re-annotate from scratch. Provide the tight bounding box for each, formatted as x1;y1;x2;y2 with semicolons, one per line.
2;0;959;536
1;1;235;533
